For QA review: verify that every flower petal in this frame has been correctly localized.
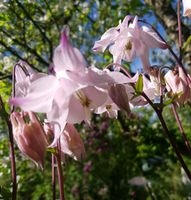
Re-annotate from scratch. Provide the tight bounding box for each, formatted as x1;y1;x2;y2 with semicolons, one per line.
92;27;119;52
53;28;86;73
10;75;58;113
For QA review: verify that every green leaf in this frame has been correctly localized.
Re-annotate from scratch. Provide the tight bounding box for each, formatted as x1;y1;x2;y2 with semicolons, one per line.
135;74;143;94
163;92;182;107
183;35;191;52
46;147;56;154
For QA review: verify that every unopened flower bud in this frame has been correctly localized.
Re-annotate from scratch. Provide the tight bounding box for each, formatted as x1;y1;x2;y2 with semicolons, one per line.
109;84;130;114
60;123;85;161
10;112;47;168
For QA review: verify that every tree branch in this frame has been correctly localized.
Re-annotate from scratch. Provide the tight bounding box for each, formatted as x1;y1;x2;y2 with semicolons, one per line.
15;0;53;60
0;28;49;66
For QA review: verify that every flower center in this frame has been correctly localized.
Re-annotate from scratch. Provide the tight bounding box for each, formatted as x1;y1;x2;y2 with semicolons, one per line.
106;105;112;110
125;40;132;51
74;90;91;107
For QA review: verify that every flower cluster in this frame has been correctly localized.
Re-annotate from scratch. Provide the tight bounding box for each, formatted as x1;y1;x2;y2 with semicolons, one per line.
10;14;191;167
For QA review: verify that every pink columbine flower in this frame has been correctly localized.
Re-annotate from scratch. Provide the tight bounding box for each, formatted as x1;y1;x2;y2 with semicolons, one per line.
93;15;168;73
183;0;191;18
10;112;47;168
10;28;128;147
164;66;191;105
10;26;135;147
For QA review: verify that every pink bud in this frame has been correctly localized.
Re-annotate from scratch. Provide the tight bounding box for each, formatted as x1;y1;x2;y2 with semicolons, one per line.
10;112;47;168
60;123;85;161
108;84;130;114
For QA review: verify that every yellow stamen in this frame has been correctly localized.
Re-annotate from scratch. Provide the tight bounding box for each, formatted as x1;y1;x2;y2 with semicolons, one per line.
74;90;91;107
106;105;112;110
125;40;132;51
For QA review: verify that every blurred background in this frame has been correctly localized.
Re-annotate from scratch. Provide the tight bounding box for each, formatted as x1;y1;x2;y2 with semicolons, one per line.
0;0;191;199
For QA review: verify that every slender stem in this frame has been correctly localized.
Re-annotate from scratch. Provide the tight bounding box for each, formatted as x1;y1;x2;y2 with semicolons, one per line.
156;110;191;180
0;96;17;200
52;154;56;200
55;140;65;200
177;0;182;61
105;63;132;78
140;92;191;180
172;104;191;157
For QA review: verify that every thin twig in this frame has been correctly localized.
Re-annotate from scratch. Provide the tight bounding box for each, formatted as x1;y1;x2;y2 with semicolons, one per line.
0;28;49;66
15;0;53;61
172;103;191;157
0;40;39;71
0;96;17;200
105;63;132;77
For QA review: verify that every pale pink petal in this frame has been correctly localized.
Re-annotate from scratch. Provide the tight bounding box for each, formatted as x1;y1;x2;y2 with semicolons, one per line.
82;86;107;108
140;52;150;73
67;95;85;124
141;26;168;49
15;61;35;82
47;88;70;147
65;67;131;87
119;15;131;32
53;28;86;73
92;27;119;52
10;75;59;113
164;70;178;93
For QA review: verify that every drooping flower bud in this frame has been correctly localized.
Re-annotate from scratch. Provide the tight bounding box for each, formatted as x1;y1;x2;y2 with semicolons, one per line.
109;84;131;114
60;123;85;161
10;112;47;168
